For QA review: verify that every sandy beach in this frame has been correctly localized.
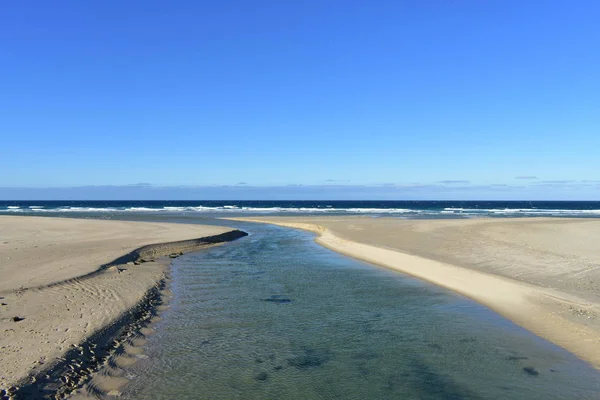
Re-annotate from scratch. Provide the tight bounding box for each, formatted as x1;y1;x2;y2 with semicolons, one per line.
0;216;246;396
229;216;600;369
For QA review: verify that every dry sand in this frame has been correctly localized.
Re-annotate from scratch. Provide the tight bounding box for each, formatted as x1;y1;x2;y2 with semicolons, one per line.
0;216;229;294
0;216;244;395
229;216;600;369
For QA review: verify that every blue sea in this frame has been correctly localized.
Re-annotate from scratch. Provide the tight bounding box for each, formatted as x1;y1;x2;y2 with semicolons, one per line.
1;200;600;218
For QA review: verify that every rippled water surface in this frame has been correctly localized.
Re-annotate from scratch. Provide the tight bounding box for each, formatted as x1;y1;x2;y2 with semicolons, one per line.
121;223;600;399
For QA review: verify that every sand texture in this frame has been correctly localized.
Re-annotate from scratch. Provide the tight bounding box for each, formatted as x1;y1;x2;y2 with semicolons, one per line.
0;216;246;395
229;217;600;369
0;216;230;294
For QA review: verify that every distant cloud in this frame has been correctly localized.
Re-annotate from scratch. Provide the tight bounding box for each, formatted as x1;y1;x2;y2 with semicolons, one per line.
436;180;470;184
237;182;248;185
1;181;598;201
124;182;154;187
538;180;575;184
533;180;582;189
514;176;538;180
325;179;350;183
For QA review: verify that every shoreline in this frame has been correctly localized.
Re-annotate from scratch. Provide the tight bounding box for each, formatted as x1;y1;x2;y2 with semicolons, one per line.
0;216;247;398
14;274;169;400
226;217;600;370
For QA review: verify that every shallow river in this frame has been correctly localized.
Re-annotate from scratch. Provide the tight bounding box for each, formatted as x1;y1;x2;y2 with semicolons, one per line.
117;221;600;399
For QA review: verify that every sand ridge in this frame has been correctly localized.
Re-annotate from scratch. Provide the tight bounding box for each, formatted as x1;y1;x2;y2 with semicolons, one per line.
0;216;247;396
227;217;600;370
0;216;230;294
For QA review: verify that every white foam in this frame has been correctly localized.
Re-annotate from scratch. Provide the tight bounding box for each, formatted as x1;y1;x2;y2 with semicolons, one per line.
442;207;600;216
344;208;413;214
3;205;599;217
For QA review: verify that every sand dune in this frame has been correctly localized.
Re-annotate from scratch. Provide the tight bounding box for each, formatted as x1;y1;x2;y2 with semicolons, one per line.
228;216;600;369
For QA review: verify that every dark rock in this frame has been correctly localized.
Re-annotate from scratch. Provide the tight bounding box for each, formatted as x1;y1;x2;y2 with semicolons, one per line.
262;298;292;304
287;348;331;369
254;372;269;381
12;316;25;322
1;303;7;306
261;295;292;304
523;367;539;376
5;386;17;395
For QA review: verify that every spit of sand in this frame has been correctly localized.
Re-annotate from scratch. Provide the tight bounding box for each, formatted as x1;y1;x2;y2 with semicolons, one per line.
228;216;600;370
0;216;244;393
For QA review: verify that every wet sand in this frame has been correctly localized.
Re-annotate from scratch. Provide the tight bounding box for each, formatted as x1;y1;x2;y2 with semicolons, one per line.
228;216;600;369
0;216;246;396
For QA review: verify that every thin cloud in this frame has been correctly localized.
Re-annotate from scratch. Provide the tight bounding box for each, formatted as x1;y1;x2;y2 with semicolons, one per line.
237;182;248;185
538;180;575;184
437;180;470;184
0;182;596;201
515;176;538;180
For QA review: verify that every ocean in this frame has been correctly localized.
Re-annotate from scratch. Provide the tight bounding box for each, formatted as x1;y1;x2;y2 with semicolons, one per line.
1;200;600;218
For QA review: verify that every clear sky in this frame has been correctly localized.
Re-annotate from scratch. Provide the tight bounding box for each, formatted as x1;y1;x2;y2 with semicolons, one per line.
1;1;599;199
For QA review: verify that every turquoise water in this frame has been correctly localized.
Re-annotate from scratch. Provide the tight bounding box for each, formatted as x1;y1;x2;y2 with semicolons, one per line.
120;223;600;399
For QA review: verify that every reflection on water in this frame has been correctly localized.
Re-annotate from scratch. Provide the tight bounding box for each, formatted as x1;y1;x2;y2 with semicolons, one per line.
122;223;600;400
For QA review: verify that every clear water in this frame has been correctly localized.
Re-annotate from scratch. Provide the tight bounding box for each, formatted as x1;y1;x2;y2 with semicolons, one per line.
120;222;600;400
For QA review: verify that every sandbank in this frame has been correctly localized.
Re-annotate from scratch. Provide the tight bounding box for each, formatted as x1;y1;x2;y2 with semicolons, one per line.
228;216;600;369
0;216;246;396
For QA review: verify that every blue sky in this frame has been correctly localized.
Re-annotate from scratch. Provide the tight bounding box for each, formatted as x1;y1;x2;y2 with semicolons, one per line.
1;1;599;199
